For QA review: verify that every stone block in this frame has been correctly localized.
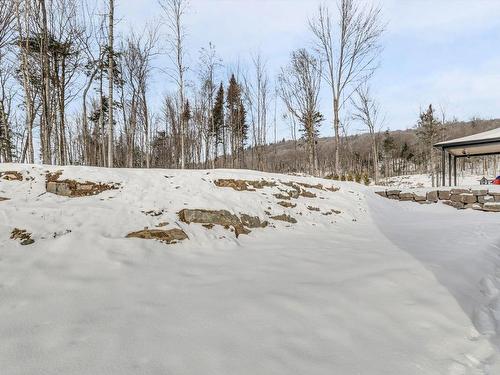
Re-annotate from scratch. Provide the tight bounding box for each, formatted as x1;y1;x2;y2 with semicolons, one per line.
443;200;464;209
451;188;470;195
386;190;401;196
375;191;387;197
438;190;450;200
482;202;500;212
459;193;476;204
414;194;427;202
399;192;414;201
471;189;488;196
426;191;438;202
478;195;495;203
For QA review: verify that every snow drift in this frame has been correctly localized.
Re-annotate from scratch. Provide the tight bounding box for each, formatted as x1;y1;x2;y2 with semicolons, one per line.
1;163;500;374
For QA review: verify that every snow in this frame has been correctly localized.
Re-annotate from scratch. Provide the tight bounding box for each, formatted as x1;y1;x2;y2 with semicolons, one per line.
1;163;500;374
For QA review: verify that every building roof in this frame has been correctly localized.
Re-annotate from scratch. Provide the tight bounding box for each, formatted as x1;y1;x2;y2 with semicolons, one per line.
434;127;500;157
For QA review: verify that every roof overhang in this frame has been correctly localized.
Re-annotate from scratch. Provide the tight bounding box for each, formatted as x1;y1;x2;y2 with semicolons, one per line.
434;127;500;157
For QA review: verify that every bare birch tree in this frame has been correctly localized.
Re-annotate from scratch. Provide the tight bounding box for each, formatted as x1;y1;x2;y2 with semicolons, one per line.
309;0;384;174
278;49;323;175
159;0;188;169
351;85;382;183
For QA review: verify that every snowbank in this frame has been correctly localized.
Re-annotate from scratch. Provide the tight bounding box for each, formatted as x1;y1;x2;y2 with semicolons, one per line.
0;164;499;374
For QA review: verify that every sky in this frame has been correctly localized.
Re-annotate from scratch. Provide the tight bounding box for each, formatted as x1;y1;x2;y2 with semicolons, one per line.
109;0;500;140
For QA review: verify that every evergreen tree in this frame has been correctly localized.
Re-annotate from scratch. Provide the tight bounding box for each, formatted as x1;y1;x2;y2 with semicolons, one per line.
416;104;442;186
212;83;224;163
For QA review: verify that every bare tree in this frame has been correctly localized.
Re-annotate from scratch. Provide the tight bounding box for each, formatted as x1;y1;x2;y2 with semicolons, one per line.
278;49;323;175
351;85;382;183
159;0;188;169
107;0;114;167
309;0;384;174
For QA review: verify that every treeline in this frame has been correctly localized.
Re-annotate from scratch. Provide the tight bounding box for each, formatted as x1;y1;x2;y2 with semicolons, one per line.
0;0;389;176
0;0;496;183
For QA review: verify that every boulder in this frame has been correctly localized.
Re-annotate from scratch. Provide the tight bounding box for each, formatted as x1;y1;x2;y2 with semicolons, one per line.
442;200;464;209
399;192;414;201
240;214;268;228
386;190;401;196
0;171;23;181
438;190;450;200
375;191;387;197
270;214;297;224
126;228;188;244
482;202;500;212
478;195;495;204
459;193;476;204
179;209;240;227
278;201;297;208
414;194;427;202
426;191;438;202
387;194;400;200
472;189;488;196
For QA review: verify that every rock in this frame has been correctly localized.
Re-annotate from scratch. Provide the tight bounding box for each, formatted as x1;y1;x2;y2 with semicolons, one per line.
459;193;476;204
442;200;465;209
273;193;290;200
307;206;320;211
438;190;450;200
387;194;400;200
179;209;241;227
478;195;495;204
472;189;488;196
296;182;325;190
126;228;188;244
386;190;401;196
270;214;297;223
490;192;500;202
414;194;427;202
234;225;251;237
10;228;34;245
240;214;268;228
375;191;387;197
0;171;23;181
214;179;276;191
482;202;500;212
299;189;316;198
0;197;9;201
278;201;297;208
399;192;414;201
469;203;484;210
202;224;214;229
46;177;118;197
426;191;438;202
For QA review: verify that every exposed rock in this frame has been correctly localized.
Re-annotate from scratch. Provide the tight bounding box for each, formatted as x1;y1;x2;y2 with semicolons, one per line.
214;179;276;191
387;194;400;200
299;190;316;198
325;186;340;192
0;197;9;201
375;191;387;197
426;191;438;202
202;223;214;229
278;201;297;208
126;228;188;244
307;206;320;211
240;214;268;228
0;171;23;181
10;228;34;245
179;209;240;227
155;222;169;227
273;193;290;200
270;214;297;224
296;182;324;190
46;173;119;197
459;193;476;204
438;190;450;200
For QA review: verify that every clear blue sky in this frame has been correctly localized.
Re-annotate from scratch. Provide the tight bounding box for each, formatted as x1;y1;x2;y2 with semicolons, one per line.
109;0;500;139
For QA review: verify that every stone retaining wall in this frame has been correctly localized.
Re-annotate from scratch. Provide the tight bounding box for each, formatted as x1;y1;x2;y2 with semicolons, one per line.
375;188;500;212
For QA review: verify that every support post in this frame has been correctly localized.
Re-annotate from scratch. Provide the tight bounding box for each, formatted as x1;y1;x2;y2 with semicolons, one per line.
448;152;452;186
441;149;446;187
453;156;457;186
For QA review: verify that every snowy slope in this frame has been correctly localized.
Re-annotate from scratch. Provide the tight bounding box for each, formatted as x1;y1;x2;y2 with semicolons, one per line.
0;164;499;374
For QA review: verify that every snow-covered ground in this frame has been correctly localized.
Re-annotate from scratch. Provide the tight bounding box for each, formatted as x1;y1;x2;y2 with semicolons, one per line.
1;163;500;374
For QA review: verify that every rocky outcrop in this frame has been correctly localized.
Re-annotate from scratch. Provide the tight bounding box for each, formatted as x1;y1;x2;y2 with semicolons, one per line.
270;214;297;224
0;171;23;181
45;172;119;197
126;228;188;244
10;228;34;245
178;209;268;237
214;179;276;191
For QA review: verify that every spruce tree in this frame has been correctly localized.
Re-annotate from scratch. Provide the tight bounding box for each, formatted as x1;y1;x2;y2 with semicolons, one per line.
212;83;224;164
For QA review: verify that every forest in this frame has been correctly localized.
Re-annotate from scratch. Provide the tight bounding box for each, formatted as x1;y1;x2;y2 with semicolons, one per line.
0;0;497;184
